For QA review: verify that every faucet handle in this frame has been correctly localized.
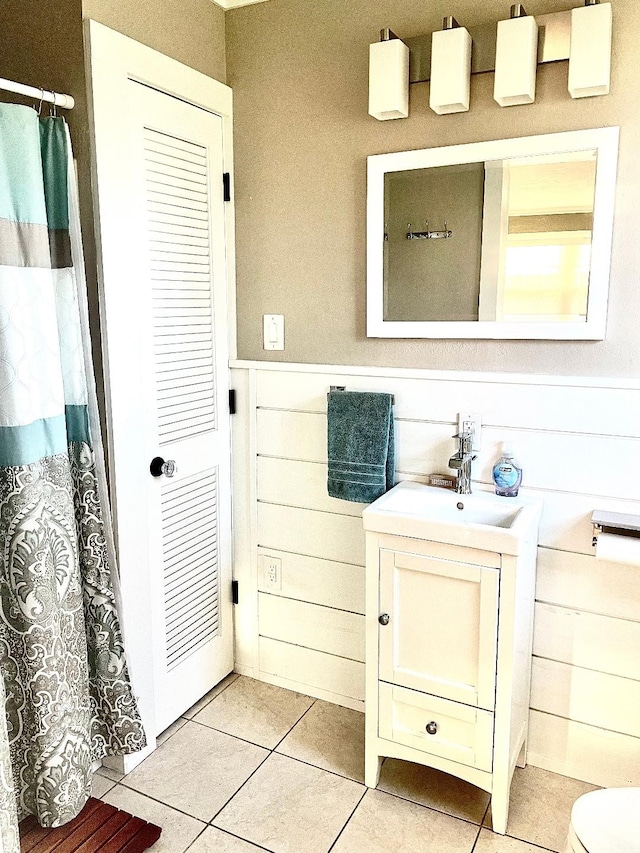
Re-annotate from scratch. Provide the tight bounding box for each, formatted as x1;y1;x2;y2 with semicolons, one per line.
452;430;474;453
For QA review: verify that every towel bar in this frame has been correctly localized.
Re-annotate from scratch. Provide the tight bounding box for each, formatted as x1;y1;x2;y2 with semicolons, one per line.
328;386;395;405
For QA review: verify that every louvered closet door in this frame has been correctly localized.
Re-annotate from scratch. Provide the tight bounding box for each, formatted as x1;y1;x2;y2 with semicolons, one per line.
131;83;233;735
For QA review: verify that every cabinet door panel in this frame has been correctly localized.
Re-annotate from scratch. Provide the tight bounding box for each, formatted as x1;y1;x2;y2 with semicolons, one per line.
379;550;499;709
379;683;494;771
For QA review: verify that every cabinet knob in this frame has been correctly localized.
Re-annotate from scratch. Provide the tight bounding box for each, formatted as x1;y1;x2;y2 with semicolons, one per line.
378;613;390;626
425;721;438;735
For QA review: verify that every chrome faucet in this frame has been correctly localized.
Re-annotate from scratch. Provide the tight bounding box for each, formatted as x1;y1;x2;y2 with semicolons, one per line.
448;430;477;495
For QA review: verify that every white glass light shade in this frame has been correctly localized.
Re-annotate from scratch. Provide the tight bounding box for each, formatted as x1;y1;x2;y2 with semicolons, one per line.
494;15;538;106
368;39;410;120
568;2;612;98
429;27;472;115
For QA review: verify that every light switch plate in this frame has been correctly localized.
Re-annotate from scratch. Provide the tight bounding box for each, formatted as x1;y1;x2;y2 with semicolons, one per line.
263;314;284;350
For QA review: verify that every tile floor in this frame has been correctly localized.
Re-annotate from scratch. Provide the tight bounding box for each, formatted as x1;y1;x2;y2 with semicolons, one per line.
93;675;597;853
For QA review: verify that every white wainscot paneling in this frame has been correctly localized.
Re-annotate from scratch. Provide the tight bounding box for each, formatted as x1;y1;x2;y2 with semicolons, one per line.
476;428;640;501
259;636;365;704
533;602;640;680
529;710;640;788
531;657;640;737
257;457;364;518
231;363;640;788
255;369;640;438
536;548;640;619
257;409;640;505
259;593;365;662
258;452;639;557
257;502;365;567
257;547;365;613
533;493;640;556
257;410;325;461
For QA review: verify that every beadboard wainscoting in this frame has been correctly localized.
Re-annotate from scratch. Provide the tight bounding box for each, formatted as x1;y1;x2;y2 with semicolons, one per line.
229;361;640;789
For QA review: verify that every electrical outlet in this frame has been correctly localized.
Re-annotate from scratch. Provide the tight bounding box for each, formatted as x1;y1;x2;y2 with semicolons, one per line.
457;412;482;452
259;554;282;590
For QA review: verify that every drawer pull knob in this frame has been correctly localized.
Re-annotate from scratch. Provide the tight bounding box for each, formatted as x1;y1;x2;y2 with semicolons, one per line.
378;613;390;626
425;721;438;735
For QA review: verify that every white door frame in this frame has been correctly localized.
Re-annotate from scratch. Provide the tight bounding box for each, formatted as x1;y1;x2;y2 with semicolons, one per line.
84;19;236;770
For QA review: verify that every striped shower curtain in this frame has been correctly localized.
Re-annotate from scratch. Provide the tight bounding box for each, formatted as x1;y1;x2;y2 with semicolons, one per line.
0;104;145;851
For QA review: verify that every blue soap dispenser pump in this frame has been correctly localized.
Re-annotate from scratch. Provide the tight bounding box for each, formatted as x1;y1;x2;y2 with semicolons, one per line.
492;442;522;497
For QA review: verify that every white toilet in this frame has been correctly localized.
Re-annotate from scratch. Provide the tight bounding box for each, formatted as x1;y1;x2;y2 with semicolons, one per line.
566;787;640;853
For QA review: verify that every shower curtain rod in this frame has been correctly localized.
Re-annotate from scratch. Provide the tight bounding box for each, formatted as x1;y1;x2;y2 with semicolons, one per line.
0;77;75;110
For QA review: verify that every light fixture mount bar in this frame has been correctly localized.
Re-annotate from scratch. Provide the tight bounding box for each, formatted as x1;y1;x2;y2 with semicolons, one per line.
406;8;571;84
510;4;528;17
380;28;401;41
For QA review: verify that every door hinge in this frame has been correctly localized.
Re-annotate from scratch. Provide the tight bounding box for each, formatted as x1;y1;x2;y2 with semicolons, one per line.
229;389;236;415
231;580;239;604
223;172;231;202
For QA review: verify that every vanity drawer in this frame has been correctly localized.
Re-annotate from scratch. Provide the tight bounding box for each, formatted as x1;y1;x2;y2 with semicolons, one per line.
379;682;494;772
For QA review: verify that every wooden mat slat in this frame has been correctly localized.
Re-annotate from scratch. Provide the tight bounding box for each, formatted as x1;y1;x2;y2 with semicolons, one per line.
30;804;119;853
117;825;162;853
73;812;132;853
89;818;147;853
21;802;105;853
20;799;162;853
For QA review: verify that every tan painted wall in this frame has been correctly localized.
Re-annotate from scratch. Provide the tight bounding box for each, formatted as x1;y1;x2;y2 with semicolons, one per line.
226;0;640;376
82;0;226;83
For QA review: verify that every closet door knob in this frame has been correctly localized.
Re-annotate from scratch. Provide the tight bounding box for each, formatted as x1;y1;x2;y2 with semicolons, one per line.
425;721;438;735
150;457;177;478
378;613;390;626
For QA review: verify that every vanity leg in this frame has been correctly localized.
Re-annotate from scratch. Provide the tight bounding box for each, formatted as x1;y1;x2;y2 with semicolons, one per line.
364;753;383;788
491;791;509;836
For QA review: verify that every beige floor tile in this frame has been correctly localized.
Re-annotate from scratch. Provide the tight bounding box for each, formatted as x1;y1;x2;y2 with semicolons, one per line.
122;721;268;821
276;700;365;782
91;772;116;799
183;673;240;719
474;829;553;853
332;789;479;853
187;826;269;852
101;784;206;853
378;758;490;824
157;716;188;746
484;766;597;852
194;676;314;749
213;752;364;853
97;763;125;782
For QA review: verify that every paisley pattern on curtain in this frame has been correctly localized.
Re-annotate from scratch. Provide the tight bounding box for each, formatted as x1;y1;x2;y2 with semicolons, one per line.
0;105;145;849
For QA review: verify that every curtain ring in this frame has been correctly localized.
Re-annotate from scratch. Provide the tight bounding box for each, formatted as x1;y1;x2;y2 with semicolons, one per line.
50;91;57;117
37;87;44;115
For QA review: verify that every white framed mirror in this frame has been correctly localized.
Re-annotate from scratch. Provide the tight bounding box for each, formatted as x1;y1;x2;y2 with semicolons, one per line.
366;127;619;340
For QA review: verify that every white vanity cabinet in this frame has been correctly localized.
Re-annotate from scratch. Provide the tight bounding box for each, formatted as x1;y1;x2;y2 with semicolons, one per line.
363;483;542;835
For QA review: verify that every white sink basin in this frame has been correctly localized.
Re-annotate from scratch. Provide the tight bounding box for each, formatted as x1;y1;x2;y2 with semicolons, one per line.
363;482;542;555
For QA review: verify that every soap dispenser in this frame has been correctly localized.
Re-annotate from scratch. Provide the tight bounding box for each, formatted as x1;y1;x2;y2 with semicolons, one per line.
492;443;522;497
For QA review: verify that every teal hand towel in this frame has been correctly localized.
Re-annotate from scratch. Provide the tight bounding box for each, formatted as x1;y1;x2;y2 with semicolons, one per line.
327;391;395;503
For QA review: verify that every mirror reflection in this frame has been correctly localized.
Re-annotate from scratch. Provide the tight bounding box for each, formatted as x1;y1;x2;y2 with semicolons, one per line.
383;150;597;325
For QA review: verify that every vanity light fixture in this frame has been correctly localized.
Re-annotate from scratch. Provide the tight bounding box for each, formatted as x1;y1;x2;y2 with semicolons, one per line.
429;17;472;114
494;4;538;106
368;2;613;120
568;0;612;98
368;29;410;120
